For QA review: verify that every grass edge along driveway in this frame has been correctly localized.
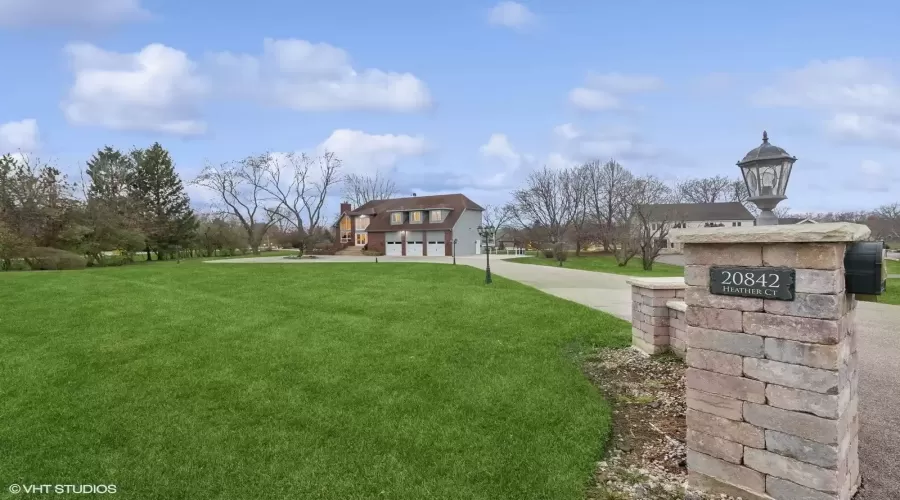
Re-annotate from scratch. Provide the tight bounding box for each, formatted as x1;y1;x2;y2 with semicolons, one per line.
507;253;684;277
0;262;630;500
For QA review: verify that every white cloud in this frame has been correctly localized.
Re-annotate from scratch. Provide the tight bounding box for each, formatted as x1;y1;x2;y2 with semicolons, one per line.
558;125;660;162
475;133;576;189
318;129;428;175
754;58;900;148
210;38;431;112
0;0;149;27
479;133;522;168
487;1;537;30
568;88;622;111
553;123;581;141
860;159;884;176
825;113;900;145
0;119;39;153
62;42;208;135
569;72;663;111
545;152;578;170
844;159;900;193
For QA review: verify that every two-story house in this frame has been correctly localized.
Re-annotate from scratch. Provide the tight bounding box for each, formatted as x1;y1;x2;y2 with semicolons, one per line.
335;194;484;256
638;202;756;252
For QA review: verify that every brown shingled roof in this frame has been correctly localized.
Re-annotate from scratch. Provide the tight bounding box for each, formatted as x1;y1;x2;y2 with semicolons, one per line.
638;202;754;222
344;194;483;232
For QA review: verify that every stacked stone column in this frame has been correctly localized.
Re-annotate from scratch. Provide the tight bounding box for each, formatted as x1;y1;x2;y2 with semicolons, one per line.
679;224;864;500
628;278;686;355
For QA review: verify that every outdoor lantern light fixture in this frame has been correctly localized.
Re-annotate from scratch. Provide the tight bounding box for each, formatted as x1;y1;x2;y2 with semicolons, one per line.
476;224;495;285
737;131;797;226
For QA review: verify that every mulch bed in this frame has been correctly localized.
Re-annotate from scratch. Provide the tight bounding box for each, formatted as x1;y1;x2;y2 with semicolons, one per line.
582;348;740;500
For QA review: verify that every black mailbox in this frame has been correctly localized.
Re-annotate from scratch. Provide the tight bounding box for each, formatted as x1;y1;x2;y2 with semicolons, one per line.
844;241;886;295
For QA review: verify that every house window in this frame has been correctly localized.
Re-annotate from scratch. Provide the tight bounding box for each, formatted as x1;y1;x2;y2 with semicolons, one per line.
430;210;443;222
737;222;742;227
356;216;370;231
732;222;737;227
411;211;422;223
340;216;352;243
391;212;403;224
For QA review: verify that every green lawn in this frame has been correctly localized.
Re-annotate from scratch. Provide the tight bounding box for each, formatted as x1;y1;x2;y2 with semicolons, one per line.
0;262;629;500
508;253;684;277
879;279;900;305
886;259;900;275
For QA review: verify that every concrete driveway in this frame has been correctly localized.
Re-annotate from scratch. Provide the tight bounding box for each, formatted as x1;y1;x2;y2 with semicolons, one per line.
211;253;898;498
854;302;900;500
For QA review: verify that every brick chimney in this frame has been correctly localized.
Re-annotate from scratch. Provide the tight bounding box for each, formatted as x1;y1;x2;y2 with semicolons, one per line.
340;202;351;213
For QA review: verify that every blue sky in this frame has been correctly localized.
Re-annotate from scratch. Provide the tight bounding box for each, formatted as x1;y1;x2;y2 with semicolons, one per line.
1;0;899;213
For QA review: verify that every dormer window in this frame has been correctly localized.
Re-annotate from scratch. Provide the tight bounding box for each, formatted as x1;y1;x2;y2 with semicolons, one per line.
430;210;443;222
411;211;422;223
390;212;403;224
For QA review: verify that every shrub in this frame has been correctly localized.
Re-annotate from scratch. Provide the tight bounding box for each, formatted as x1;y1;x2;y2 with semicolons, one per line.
309;241;341;255
555;249;569;262
542;248;554;259
362;250;385;257
24;247;87;271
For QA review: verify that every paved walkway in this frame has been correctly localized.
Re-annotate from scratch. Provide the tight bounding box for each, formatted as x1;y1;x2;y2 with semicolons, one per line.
211;254;898;499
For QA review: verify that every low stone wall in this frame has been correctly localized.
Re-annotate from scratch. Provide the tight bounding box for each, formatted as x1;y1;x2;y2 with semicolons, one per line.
628;277;686;355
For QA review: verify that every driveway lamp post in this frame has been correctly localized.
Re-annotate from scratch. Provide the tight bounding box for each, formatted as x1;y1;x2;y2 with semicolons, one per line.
477;225;494;284
452;238;458;265
737;131;797;226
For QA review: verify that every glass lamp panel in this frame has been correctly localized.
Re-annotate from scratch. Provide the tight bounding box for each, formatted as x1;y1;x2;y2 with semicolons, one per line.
759;165;778;196
743;166;760;197
778;160;793;196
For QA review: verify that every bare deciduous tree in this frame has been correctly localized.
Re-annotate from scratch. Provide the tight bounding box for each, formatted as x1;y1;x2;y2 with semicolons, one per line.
261;152;342;256
584;159;634;252
631;175;678;270
872;203;900;241
676;175;733;203
193;155;280;255
509;166;576;250
568;164;591;256
343;171;396;207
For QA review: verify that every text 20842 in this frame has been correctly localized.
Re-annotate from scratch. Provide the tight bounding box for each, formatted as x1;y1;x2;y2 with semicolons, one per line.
709;266;796;301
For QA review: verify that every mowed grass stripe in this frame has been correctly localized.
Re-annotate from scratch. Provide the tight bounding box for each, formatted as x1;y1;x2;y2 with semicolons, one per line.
0;263;629;500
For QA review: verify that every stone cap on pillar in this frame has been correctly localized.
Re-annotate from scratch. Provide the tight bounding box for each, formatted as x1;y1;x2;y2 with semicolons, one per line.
626;276;687;289
672;222;870;244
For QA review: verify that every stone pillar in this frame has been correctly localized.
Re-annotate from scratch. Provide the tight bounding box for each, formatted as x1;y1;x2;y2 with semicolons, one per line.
627;277;686;355
678;223;865;500
668;300;687;356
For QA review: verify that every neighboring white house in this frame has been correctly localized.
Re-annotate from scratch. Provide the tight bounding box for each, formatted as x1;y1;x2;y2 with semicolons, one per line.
638;202;756;253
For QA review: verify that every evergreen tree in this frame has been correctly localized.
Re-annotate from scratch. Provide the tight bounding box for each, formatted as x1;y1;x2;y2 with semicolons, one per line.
83;147;144;263
132;143;198;259
86;146;134;207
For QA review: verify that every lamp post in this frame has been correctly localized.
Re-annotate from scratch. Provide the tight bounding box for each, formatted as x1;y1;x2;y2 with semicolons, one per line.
477;225;494;284
737;131;797;226
452;238;458;265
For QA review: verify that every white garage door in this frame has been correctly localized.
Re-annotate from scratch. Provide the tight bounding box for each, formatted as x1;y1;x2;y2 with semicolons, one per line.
386;232;403;256
427;235;445;256
406;232;423;256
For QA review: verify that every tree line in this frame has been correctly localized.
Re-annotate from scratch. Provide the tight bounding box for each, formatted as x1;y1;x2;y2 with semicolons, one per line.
502;160;900;270
0;144;400;271
0;144;200;270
